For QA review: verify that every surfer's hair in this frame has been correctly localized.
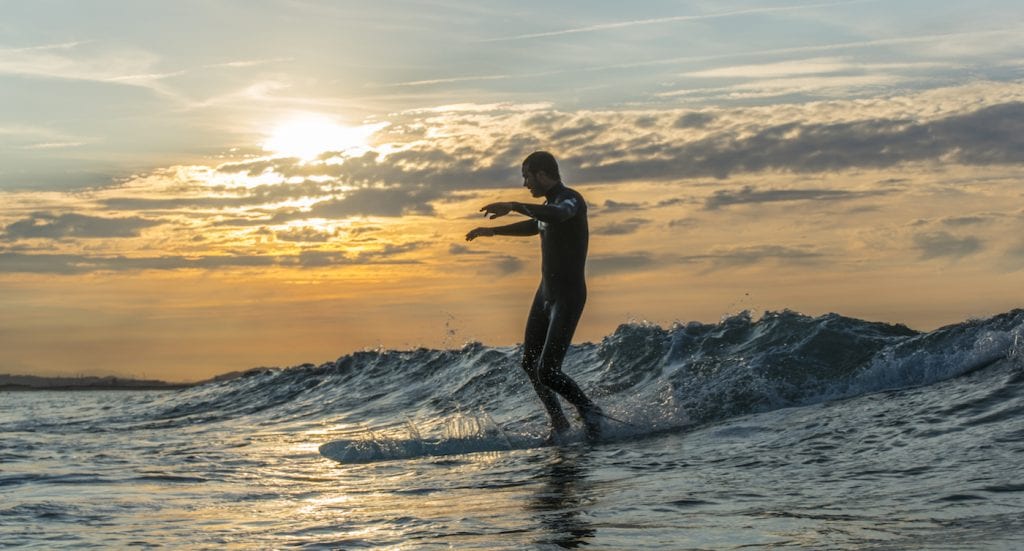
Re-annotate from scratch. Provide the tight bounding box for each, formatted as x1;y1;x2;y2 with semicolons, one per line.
522;151;561;182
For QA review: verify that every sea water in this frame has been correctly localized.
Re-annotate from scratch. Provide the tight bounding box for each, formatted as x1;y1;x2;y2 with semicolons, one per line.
2;310;1023;549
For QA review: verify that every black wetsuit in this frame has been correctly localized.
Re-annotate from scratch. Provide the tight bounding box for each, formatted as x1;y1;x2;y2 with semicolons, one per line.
519;183;595;433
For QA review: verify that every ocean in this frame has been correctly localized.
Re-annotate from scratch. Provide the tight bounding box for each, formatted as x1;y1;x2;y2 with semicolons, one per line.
2;309;1023;549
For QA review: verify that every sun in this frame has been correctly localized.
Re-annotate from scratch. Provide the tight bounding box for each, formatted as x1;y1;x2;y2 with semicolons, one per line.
262;115;387;161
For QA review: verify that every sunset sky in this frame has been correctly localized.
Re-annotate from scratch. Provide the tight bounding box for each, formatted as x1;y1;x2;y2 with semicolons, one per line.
2;0;1022;381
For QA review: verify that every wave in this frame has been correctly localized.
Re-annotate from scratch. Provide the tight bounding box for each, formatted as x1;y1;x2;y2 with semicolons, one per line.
133;308;1024;440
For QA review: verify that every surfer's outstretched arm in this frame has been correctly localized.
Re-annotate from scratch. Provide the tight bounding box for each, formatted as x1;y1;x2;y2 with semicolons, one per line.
481;200;579;224
466;219;538;241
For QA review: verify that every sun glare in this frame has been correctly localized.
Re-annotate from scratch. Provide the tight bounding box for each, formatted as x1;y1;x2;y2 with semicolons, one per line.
262;115;386;161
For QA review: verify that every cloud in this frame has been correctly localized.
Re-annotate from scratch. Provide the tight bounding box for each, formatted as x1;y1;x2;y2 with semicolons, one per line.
600;199;645;213
567;102;1024;182
0;252;276;275
0;240;424;274
594;218;651;236
2;212;160;241
587;252;657;276
682;245;826;270
913;231;983;260
941;217;987;227
275;227;337;243
548;117;609;147
0;41;182;98
306;186;440;218
704;185;885;210
483;1;877;42
450;243;485;255
94;96;1020;239
494;255;524;276
6;88;1018;278
683;57;853;79
674;112;716;129
1003;242;1024;271
668;218;698;228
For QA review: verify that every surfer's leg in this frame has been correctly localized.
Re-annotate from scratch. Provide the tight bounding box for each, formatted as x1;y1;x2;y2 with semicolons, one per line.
536;299;596;413
521;289;570;434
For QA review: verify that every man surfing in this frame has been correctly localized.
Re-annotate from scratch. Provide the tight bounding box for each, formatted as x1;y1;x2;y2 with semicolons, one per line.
466;151;603;441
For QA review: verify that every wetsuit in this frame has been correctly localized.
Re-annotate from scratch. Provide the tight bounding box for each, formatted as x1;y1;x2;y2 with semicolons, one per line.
518;183;596;434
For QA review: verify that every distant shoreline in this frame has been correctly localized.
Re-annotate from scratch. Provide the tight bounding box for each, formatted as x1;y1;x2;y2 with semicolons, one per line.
0;369;253;392
0;383;194;392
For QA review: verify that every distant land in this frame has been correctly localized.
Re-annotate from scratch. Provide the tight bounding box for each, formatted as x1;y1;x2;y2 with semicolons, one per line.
0;370;255;391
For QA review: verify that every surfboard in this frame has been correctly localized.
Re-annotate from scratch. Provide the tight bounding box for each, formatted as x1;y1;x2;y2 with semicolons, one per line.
319;433;548;464
319;411;639;464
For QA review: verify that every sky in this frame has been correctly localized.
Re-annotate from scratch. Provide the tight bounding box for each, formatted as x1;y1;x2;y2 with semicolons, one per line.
1;0;1022;381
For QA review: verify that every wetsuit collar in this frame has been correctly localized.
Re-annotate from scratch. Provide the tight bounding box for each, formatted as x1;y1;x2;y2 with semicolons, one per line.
544;182;566;202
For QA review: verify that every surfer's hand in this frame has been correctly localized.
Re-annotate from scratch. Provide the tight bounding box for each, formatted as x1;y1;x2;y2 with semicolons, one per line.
465;227;495;241
481;202;514;219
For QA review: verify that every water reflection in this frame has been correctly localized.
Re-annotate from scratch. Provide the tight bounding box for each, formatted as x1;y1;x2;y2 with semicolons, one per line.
527;446;595;548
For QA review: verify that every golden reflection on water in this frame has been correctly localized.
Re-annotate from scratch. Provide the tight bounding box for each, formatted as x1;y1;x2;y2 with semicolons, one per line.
221;422;601;548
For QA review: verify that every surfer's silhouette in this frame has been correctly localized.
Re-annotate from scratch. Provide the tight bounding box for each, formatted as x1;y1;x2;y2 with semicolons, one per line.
466;151;603;441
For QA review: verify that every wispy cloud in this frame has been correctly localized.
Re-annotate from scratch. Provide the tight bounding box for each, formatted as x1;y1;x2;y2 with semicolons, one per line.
385;26;1021;94
202;57;294;69
482;0;880;42
0;41;164;86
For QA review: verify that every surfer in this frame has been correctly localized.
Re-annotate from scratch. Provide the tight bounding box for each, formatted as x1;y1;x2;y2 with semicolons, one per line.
465;151;603;441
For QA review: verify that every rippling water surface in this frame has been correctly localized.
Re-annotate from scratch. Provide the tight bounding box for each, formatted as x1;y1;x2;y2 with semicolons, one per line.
3;310;1023;549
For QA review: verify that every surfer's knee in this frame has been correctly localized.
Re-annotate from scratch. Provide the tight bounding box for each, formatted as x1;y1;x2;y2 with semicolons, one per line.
536;363;562;387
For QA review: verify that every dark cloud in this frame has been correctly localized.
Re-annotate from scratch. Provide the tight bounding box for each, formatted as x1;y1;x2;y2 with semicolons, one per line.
208;186;444;228
357;242;424;260
102;196;255;211
594;197;691;215
348;225;381;236
569;102;1024;182
587;252;657;276
1004;242;1024;271
674;112;716;129
668;218;698;228
549;117;609;147
450;243;485;255
494;255;524;276
681;245;826;270
207;149;515;221
0;241;425;275
594;217;651;236
87;101;1024;238
102;180;333;211
293;250;348;268
656;197;691;207
913;231;983;259
704;185;885;210
600;199;644;212
525;112;571;129
275;227;336;243
634;115;659;128
307;186;440;217
941;215;990;227
2;212;160;241
0;252;276;274
844;205;883;214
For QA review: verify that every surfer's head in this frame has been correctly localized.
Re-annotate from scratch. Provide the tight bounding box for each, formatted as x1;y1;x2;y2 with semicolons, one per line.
522;151;561;198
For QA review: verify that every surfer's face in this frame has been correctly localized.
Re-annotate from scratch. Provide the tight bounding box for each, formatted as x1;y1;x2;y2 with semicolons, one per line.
522;167;549;198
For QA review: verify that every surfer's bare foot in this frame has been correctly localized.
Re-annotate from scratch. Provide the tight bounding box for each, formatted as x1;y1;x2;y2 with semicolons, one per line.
581;405;604;442
542;427;570;446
